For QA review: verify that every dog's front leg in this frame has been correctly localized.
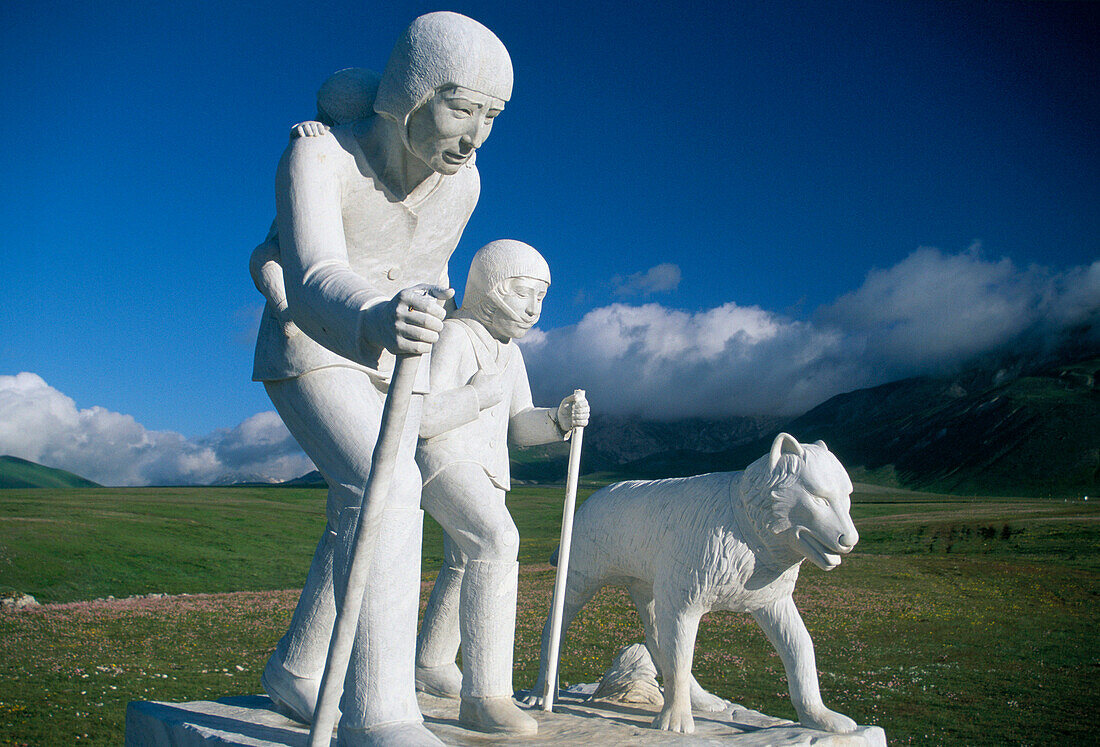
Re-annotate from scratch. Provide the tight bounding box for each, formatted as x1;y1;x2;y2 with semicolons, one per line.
651;598;702;734
751;597;857;733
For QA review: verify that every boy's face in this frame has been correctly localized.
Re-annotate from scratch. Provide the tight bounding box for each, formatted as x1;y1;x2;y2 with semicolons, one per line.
484;276;548;341
406;85;504;175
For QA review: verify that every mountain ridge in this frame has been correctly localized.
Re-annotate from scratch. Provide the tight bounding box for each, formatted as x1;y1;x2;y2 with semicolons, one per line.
620;352;1099;497
18;348;1085;497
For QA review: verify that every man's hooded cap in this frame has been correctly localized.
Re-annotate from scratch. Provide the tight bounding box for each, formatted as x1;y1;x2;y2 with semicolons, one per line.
374;12;513;137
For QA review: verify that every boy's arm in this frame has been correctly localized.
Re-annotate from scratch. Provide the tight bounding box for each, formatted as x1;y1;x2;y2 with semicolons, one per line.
508;348;571;446
419;325;500;439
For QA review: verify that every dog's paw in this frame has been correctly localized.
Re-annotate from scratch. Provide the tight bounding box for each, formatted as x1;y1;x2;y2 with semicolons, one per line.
800;706;858;733
652;704;694;734
519;681;548;708
518;692;543;708
689;679;730;712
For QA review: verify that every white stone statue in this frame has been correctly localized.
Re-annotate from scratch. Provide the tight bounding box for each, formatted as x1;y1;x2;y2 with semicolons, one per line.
524;433;862;736
413;240;590;736
252;12;512;747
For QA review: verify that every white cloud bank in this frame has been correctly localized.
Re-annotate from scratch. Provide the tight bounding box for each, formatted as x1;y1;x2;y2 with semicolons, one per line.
4;248;1096;484
521;248;1100;419
819;247;1100;372
0;373;313;486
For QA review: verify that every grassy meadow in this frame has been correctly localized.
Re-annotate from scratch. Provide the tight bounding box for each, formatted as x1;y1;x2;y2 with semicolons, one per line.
1;482;1097;745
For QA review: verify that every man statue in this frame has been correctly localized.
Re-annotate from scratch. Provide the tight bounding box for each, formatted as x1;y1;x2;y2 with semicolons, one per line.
252;13;512;747
413;240;589;735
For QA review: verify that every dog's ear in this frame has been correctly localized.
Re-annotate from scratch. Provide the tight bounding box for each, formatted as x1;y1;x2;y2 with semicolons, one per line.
769;433;805;471
814;439;827;450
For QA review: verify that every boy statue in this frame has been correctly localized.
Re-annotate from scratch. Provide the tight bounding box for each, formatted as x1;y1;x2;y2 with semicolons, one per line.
413;240;590;736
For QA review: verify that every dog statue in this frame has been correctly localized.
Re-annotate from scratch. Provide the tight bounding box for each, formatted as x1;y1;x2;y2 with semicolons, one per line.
525;433;861;735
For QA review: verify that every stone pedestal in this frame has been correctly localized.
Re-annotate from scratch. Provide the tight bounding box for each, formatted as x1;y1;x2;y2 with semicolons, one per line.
125;690;885;746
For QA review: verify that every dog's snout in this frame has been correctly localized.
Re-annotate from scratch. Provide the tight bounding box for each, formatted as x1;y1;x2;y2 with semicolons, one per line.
838;529;858;551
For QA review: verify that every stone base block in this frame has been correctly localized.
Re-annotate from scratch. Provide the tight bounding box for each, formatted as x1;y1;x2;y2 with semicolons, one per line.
125;690;885;746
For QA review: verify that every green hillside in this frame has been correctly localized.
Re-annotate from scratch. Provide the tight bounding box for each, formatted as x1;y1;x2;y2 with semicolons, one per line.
0;456;100;489
619;353;1099;498
780;355;1099;497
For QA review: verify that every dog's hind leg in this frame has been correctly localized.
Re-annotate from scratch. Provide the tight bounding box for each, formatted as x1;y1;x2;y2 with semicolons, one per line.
628;582;664;677
630;582;728;713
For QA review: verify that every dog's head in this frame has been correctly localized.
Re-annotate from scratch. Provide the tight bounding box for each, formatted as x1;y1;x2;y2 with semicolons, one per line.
741;433;858;570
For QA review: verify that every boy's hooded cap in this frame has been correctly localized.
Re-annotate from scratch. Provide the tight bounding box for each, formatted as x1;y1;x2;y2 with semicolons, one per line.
463;240;550;306
374;12;513;131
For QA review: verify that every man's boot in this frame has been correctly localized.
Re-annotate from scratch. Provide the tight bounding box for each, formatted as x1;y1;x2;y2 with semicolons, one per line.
457;559;537;735
262;520;338;723
415;562;464;698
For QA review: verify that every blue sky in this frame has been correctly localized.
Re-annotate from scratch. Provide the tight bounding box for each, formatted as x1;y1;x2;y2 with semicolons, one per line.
1;1;1097;484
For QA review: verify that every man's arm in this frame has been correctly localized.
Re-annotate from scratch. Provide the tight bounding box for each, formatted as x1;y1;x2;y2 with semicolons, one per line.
250;109;333;323
436;266;458;317
275;132;448;364
275;133;387;364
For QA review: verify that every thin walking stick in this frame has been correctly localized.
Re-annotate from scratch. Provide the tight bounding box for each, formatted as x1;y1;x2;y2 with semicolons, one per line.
542;389;585;713
308;353;422;746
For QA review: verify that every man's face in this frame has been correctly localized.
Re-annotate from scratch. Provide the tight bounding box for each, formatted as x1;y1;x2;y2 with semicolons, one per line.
406;85;504;175
485;276;548;341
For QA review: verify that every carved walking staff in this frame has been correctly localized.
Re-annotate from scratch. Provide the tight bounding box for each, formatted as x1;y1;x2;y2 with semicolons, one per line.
308;354;423;746
542;389;586;712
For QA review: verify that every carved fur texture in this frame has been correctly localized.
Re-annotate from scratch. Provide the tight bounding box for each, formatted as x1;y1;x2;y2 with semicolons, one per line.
527;433;861;735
